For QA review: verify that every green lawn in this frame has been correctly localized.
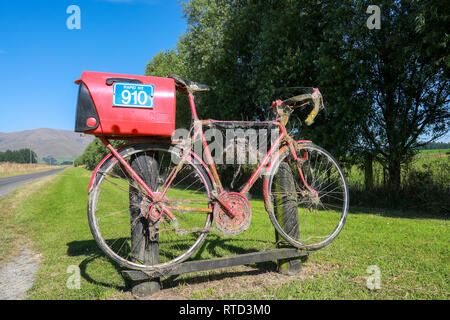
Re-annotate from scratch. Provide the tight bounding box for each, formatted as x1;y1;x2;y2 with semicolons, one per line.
0;167;448;299
417;149;450;156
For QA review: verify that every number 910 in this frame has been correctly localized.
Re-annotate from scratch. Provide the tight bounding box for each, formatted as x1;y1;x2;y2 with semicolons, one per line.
121;90;148;105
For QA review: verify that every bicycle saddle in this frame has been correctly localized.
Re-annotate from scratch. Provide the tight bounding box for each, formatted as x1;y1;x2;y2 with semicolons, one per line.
168;74;210;95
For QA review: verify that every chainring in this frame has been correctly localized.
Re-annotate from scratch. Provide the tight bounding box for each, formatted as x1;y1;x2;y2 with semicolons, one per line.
213;192;252;236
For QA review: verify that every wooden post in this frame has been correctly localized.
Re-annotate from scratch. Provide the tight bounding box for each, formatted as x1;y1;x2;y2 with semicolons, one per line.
272;162;305;275
128;152;161;296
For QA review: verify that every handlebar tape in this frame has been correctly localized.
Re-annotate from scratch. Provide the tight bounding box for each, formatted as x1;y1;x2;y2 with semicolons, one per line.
305;89;323;126
281;88;324;126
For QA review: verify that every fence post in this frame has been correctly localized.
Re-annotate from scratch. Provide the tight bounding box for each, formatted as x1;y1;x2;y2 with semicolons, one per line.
272;162;305;275
128;152;161;296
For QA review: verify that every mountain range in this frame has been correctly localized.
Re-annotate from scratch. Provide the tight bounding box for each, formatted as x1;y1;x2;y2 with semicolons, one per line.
0;128;94;162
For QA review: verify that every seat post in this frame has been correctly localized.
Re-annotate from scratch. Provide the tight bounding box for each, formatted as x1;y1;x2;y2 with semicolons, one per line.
188;93;199;121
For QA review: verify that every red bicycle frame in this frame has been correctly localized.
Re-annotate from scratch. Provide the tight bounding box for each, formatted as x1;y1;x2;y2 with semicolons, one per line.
93;92;316;219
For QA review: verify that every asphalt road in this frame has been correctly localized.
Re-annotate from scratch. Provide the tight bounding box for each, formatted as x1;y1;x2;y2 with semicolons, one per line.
0;168;65;198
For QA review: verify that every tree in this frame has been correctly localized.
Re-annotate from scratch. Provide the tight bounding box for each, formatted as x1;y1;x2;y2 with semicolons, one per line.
0;148;38;163
178;0;365;158
147;0;449;193
353;0;449;190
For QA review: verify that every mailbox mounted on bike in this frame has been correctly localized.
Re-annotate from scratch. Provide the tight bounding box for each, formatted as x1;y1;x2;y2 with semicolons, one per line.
74;71;176;137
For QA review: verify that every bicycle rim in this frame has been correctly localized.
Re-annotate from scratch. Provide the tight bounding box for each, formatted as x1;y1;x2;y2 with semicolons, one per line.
88;143;213;271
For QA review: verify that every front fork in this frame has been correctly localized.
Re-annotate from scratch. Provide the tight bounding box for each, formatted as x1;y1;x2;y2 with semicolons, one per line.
287;139;318;197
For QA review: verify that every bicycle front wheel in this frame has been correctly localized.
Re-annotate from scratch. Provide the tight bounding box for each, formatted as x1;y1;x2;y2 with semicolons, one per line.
265;142;348;250
88;143;213;272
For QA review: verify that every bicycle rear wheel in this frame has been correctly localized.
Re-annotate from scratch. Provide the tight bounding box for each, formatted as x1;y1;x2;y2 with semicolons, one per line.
265;142;348;250
88;143;213;271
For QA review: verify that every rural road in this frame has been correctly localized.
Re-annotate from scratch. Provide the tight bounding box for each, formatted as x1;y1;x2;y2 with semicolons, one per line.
0;167;65;300
0;168;65;198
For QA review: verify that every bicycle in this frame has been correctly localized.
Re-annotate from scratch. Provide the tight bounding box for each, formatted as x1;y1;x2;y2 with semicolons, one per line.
78;73;349;272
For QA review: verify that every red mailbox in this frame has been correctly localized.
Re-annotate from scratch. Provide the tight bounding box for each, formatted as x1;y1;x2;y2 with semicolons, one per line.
75;71;176;137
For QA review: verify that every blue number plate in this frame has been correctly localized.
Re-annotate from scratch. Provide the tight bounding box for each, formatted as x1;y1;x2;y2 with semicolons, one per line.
113;83;154;108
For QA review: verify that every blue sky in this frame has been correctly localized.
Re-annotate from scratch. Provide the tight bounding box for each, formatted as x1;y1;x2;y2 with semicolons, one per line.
0;0;186;133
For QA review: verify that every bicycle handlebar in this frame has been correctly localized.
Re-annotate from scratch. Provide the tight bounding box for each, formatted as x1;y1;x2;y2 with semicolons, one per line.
280;88;324;126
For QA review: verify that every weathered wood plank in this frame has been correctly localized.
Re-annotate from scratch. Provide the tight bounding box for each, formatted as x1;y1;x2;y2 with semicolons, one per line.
123;248;309;280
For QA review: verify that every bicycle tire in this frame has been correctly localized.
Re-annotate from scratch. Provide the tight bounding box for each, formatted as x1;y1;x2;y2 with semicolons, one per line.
88;143;213;271
264;142;349;250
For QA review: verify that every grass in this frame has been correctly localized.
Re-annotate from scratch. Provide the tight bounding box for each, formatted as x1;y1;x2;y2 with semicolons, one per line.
417;149;450;157
0;167;448;300
0;162;57;178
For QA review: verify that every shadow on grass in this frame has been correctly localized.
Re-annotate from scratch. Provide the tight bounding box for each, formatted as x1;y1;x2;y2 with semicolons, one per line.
193;234;281;269
66;239;130;291
349;205;449;220
194;234;269;257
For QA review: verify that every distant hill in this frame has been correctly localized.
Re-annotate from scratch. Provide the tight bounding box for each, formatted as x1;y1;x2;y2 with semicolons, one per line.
0;128;94;163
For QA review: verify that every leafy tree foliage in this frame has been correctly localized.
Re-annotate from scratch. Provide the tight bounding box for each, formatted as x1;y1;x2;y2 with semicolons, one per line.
0;148;38;163
147;0;369;158
74;0;449;197
352;0;449;190
144;0;448;192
